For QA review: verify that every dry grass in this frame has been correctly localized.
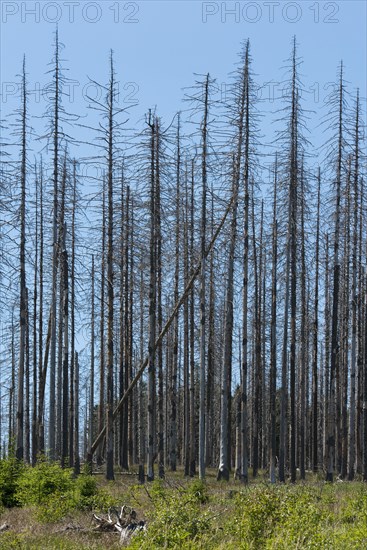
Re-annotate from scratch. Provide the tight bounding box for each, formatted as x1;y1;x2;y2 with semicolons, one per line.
0;506;124;549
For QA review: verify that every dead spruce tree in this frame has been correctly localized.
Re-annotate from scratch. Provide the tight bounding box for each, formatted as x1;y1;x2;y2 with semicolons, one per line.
269;155;278;483
82;50;127;478
323;63;347;482
15;57;27;461
276;37;307;482
218;39;257;482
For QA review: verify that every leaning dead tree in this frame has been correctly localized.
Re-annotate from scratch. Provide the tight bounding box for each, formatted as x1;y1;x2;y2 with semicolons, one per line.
86;187;236;466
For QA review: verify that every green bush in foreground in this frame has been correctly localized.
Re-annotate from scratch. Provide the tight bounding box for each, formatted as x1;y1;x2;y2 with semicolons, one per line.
130;481;367;549
0;458;117;523
15;459;74;507
130;479;212;549
1;460;367;548
0;457;25;508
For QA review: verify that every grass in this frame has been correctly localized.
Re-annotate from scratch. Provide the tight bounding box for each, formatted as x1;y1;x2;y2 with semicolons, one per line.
1;466;366;549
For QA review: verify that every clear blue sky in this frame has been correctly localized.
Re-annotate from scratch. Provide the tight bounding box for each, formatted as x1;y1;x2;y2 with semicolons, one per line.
1;0;366;134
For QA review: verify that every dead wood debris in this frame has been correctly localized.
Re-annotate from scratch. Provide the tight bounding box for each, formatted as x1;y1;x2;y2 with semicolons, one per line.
92;505;146;544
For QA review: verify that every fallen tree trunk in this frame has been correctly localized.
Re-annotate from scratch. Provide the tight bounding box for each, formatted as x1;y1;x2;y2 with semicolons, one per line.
86;193;235;465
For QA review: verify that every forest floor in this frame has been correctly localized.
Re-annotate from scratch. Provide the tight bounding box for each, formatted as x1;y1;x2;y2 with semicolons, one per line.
1;467;367;549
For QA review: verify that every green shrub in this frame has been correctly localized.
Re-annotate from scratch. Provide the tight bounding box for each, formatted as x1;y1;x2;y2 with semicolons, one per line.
74;475;116;511
186;478;209;504
131;481;212;549
0;457;24;507
15;459;74;507
74;473;97;508
35;492;76;523
236;486;281;548
271;487;333;549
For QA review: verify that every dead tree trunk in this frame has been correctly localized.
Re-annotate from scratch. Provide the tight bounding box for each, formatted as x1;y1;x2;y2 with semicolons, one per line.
269;156;278;483
155;121;164;479
61;221;69;467
169;117;181;473
31;163;39;464
348;92;360;480
106;52;115;481
16;56;27;461
312;169;321;472
199;74;210;480
147;112;157;482
326;64;344;482
189;160;196;477
25;288;30;463
69;161;77;466
218;157;239;481
90;255;95;451
183;166;190;476
74;351;80;475
49;31;60;460
299;164;306;480
97;182;106;467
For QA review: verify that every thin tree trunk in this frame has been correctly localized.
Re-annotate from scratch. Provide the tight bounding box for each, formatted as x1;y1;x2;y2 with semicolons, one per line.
363;266;367;481
147;112;157;482
189;160;196;477
241;41;251;484
16;56;27;461
155;122;164;479
312;169;321;472
348;92;360;480
199;74;210;480
49;31;60;460
269;156;278;483
218;157;239;481
97;182;106;467
74;352;80;475
169;117;180;472
299;165;307;480
341;165;351;478
279;207;291;483
90;255;95;453
61;220;69;467
326;64;344;482
69;161;76;466
25;288;30;463
251;191;261;478
37;161;45;454
106;52;115;481
289;46;299;484
183;167;190;476
323;233;330;469
32;164;38;465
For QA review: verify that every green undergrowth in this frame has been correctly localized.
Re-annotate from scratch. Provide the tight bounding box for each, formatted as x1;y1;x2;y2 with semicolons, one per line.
1;460;367;549
128;478;367;549
0;457;117;522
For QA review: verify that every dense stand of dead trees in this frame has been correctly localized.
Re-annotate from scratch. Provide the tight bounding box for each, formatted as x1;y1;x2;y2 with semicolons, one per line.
0;35;366;485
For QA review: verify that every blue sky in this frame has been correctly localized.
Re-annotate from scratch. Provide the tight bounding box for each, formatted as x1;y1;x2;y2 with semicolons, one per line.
1;0;366;134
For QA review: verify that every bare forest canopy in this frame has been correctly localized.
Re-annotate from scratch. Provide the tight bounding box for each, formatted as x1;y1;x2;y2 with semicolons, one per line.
0;33;366;484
